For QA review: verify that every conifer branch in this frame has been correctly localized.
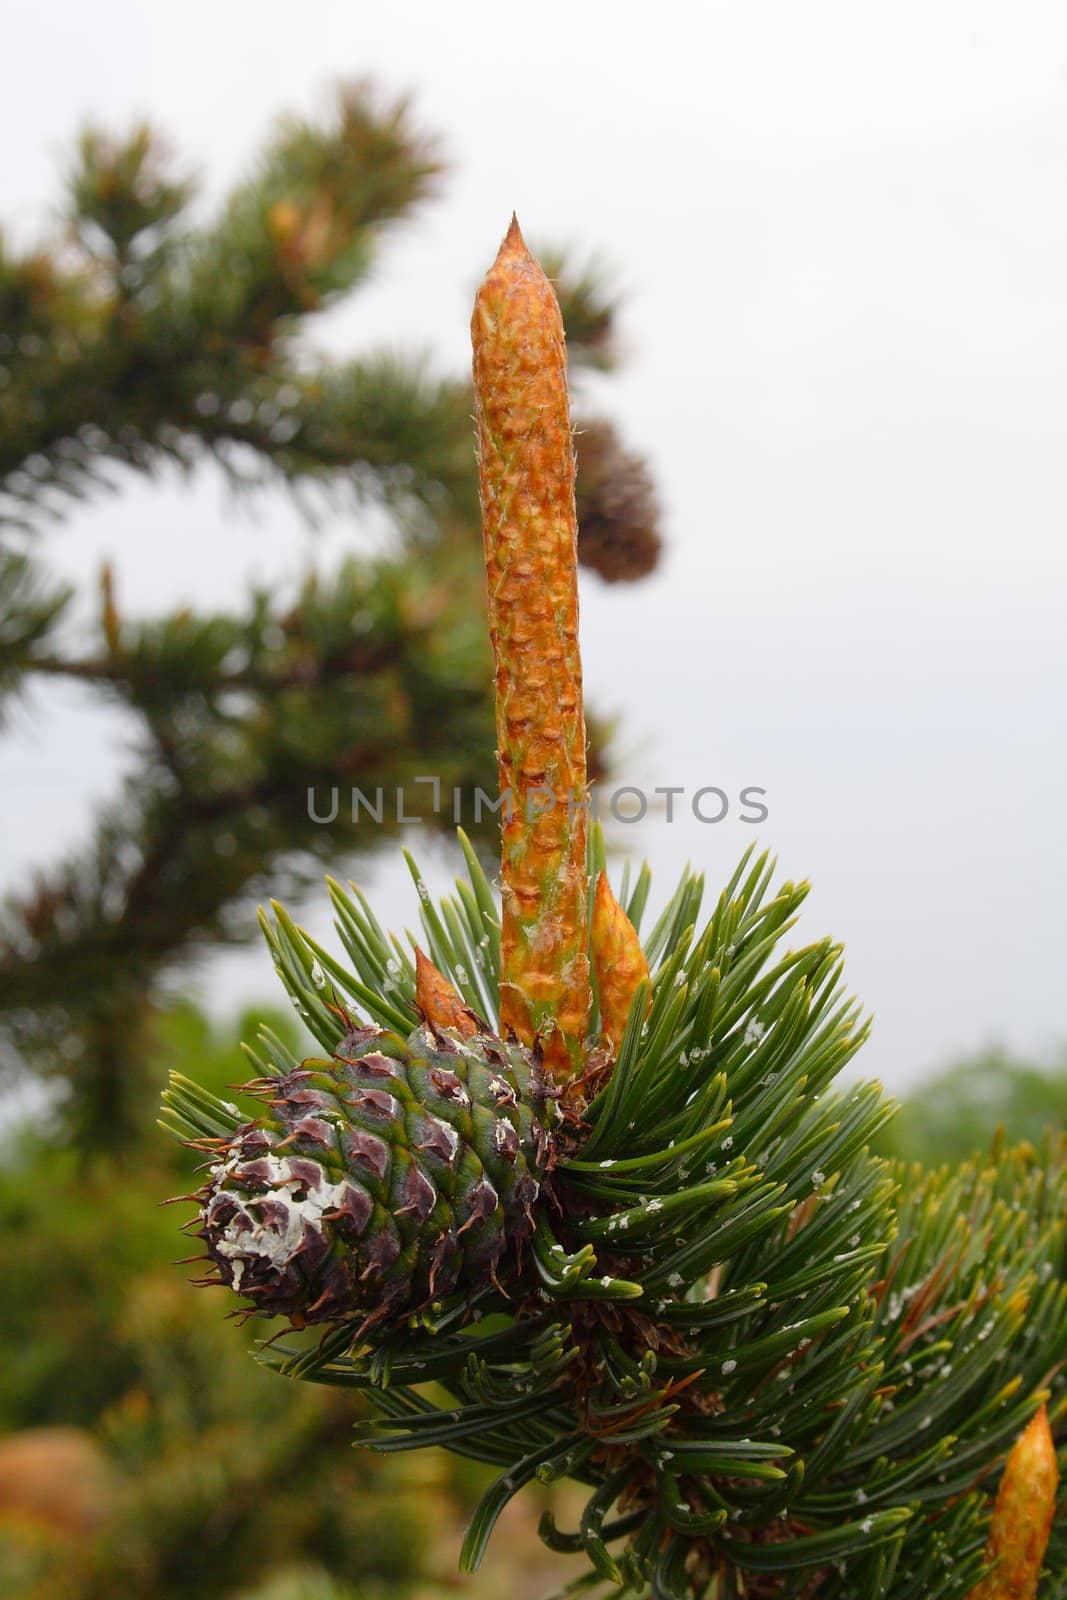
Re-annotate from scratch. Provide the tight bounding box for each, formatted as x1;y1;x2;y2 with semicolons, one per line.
158;193;1066;1598
0;102;662;1146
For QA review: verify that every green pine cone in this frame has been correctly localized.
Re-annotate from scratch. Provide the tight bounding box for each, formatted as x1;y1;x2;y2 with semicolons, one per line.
196;1020;552;1332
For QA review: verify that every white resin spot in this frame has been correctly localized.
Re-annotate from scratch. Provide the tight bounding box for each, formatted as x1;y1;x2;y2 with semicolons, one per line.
209;1154;358;1291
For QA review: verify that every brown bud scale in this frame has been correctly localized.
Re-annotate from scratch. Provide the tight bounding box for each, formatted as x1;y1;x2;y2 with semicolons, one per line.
414;947;479;1038
591;870;650;1049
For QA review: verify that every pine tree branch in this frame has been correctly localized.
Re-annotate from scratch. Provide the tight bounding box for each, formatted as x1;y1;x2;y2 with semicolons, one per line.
0;91;664;1155
0;548;72;715
0;94;655;557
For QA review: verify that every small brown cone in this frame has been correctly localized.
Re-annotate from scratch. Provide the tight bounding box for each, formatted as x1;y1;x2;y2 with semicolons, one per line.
472;217;590;1079
591;871;650;1050
414;948;479;1039
968;1404;1059;1600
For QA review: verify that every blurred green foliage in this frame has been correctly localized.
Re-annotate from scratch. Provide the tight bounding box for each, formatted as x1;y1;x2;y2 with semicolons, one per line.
0;1005;586;1600
0;1004;293;1432
873;1042;1066;1167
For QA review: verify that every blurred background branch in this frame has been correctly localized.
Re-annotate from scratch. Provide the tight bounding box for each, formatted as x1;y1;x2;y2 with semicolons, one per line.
0;77;663;1600
0;82;662;1154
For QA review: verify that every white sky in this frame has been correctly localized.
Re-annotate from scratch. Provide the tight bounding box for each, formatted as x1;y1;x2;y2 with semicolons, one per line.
2;0;1065;1092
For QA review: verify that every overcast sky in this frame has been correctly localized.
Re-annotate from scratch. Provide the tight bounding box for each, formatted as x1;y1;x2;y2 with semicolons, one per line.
2;0;1065;1092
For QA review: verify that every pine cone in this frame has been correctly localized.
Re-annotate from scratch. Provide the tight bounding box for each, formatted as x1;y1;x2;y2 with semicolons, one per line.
196;1021;552;1332
575;417;662;584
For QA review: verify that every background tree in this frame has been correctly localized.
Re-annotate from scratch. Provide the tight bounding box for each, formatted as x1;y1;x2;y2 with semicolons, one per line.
0;82;662;1153
874;1042;1067;1168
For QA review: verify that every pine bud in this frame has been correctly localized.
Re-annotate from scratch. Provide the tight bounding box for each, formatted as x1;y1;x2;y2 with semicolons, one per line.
472;217;590;1079
99;562;120;656
969;1404;1059;1600
591;870;650;1049
414;947;478;1039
